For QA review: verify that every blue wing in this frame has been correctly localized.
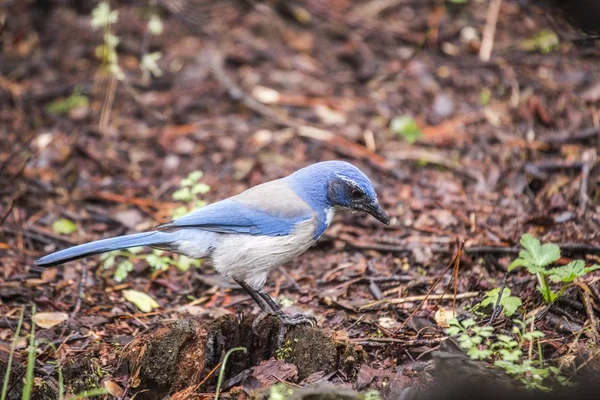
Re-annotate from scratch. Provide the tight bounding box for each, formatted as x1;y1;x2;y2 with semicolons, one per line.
158;198;312;236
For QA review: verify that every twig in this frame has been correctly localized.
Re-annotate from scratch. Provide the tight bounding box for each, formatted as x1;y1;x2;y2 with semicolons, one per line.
467;243;600;255
576;283;599;331
479;0;503;62
359;291;479;311
350;337;444;346
489;272;509;325
71;263;88;318
209;49;297;127
579;162;590;215
542;127;599;144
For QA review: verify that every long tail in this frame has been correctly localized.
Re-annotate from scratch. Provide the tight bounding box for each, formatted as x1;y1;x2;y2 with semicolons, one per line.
35;231;173;267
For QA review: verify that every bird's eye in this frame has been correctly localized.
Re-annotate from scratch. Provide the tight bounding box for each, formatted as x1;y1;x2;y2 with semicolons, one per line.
350;188;363;200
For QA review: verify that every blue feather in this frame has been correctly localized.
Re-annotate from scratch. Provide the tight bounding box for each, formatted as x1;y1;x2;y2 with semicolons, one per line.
36;231;172;267
158;198;311;236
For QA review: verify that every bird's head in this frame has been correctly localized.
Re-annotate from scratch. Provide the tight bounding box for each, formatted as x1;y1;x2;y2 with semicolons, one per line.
288;161;390;225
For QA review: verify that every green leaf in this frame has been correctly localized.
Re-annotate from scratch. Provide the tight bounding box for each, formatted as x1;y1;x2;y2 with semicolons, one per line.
52;218;77;235
146;252;171;271
390;116;422;144
478;288;522;317
520;30;559;54
175;255;201;272
114;260;134;282
502;296;522;317
510;234;560;274
548;260;600;283
508;258;526;272
445;326;461;336
172;187;192;202
123;290;159;312
500;349;522;362
148;15;163;36
461;318;476;328
182;171;204;187
191;183;211;195
91;2;118;30
128;246;143;255
46;88;89;115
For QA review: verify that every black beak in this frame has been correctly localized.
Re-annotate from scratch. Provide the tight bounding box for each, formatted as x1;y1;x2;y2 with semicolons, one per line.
362;201;390;225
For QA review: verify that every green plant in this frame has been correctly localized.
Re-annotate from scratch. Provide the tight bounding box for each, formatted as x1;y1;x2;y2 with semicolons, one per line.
447;317;564;390
52;218;78;235
509;234;600;303
215;347;247;400
102;170;209;280
171;170;210;219
91;1;123;80
520;30;560;54
46;87;89;115
474;287;522;317
390;115;422;144
276;339;295;360
446;318;494;360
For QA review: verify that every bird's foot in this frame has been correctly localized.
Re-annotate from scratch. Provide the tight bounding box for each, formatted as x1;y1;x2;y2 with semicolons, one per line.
275;312;318;347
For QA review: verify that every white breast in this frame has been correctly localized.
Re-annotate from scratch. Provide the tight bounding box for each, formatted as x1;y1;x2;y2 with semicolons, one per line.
210;218;317;290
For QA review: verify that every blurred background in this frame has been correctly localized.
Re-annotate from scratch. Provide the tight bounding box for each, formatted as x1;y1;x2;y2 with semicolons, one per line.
1;0;600;399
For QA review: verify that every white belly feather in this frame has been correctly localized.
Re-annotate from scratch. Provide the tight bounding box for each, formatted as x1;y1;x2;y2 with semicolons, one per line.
211;218;317;290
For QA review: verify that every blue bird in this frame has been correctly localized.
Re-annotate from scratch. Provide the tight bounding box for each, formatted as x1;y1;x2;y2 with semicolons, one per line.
36;161;389;325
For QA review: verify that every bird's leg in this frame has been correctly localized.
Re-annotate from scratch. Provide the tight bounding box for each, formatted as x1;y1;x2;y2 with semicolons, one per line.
235;279;272;313
235;279;276;333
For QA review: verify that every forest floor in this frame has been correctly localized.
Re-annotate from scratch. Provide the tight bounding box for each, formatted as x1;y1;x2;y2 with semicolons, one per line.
1;0;600;399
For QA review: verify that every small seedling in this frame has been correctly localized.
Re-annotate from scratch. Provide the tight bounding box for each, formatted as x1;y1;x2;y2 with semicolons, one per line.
91;1;123;80
474;287;522;317
52;218;77;235
509;234;600;303
46;87;89;115
276;340;293;360
446;317;564;390
171;170;210;218
390;115;422;144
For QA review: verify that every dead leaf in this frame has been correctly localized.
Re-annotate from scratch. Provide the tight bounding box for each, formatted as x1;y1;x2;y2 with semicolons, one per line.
104;380;124;397
34;312;69;329
434;307;456;328
123;290;160;312
41;268;58;282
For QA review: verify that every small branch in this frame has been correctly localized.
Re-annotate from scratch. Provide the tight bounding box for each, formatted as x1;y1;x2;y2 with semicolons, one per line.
359;291;480;311
479;0;503;62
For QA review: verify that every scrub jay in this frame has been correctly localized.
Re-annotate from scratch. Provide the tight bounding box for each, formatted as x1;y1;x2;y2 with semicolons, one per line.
36;161;389;325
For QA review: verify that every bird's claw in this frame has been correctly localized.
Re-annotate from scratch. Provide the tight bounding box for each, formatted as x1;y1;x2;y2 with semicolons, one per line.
278;313;317;328
275;313;317;348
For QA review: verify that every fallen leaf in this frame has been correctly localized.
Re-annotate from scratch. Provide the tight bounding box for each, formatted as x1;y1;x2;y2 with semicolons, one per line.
123;290;160;312
34;312;69;329
52;218;77;235
434;307;456;328
104;380;125;397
